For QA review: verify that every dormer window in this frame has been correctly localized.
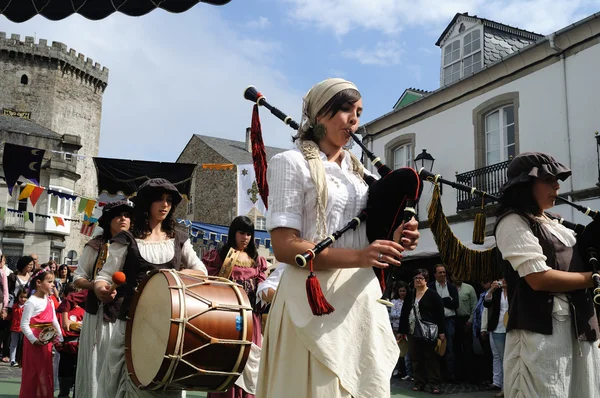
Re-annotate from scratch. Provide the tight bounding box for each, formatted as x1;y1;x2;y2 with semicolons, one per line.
442;28;482;86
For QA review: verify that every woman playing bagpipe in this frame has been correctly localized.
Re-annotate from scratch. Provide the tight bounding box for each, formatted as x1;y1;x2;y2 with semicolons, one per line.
494;152;600;397
202;215;268;398
256;78;420;398
73;200;133;398
94;178;207;398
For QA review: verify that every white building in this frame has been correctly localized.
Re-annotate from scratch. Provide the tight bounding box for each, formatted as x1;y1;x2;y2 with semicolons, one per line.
362;12;600;262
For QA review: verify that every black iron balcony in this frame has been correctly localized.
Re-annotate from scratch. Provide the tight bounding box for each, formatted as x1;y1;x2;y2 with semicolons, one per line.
455;160;510;211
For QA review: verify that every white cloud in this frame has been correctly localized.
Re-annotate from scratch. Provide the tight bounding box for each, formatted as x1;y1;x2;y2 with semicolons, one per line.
246;16;270;29
342;41;403;66
283;0;600;37
0;9;300;162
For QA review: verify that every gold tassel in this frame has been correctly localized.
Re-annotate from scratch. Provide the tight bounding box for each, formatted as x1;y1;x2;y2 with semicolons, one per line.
427;184;500;282
472;194;486;245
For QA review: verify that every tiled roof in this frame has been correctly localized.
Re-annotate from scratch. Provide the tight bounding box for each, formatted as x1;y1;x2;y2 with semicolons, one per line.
194;134;288;165
484;28;538;65
0;115;60;138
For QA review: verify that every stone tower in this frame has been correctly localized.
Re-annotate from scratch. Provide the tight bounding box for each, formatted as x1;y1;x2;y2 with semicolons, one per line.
0;32;108;257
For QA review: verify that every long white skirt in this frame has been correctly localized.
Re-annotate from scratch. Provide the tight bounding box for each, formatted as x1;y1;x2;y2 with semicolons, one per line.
75;307;114;398
503;314;600;397
97;319;184;398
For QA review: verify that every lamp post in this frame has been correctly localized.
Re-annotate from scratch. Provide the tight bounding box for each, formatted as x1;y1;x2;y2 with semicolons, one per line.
596;133;600;187
414;149;435;172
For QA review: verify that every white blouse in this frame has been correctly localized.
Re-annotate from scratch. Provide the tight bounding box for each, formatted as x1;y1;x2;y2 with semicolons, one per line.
97;238;207;284
21;295;63;344
73;244;99;282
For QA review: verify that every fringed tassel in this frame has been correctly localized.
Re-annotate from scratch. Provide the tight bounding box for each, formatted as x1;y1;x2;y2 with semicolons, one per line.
472;212;486;245
427;184;500;282
306;259;335;316
472;194;486;245
251;104;269;208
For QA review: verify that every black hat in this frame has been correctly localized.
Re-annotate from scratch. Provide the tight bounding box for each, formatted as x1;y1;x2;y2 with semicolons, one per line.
98;200;134;230
131;178;183;205
500;152;571;193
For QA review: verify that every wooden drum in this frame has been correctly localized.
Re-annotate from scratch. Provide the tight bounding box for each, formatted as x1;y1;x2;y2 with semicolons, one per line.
125;269;253;391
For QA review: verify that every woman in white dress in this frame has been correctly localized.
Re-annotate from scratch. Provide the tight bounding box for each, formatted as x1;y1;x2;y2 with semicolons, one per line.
73;200;133;398
256;78;420;398
494;152;600;397
94;178;207;398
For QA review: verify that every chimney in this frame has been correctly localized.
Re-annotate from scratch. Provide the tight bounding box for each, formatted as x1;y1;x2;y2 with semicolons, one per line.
245;127;252;152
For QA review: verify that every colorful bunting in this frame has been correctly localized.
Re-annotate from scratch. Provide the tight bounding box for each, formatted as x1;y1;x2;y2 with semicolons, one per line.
0;208;5;220
24;212;34;223
80;222;96;237
85;200;96;218
78;198;89;214
17;183;45;206
48;189;77;201
52;216;65;227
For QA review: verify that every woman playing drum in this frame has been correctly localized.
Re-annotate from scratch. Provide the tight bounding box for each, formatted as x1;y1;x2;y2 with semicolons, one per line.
202;215;268;398
94;178;207;398
256;78;420;398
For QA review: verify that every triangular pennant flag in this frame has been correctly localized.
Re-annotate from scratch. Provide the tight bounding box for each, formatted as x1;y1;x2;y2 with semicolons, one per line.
25;212;34;223
52;216;65;227
29;186;45;207
80;221;96;237
84;200;96;218
78;198;89;214
2;143;45;195
17;183;36;201
0;207;5;220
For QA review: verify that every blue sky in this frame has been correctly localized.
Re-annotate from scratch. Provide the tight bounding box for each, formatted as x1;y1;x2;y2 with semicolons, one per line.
1;0;599;162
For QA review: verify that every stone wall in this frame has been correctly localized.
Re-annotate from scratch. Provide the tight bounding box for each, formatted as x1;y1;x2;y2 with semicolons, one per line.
175;136;237;226
0;32;108;257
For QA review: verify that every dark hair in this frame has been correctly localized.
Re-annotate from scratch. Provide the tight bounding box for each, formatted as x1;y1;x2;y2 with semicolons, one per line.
414;268;429;282
58;264;72;280
219;216;258;261
130;189;178;239
496;180;541;217
17;288;28;298
28;268;52;296
393;281;408;299
62;282;77;297
294;88;361;143
16;256;34;274
434;264;446;274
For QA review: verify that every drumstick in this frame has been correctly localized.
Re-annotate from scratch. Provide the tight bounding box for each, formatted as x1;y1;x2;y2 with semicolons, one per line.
109;271;126;291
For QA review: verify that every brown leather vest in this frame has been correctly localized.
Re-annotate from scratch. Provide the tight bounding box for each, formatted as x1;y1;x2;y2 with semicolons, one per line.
107;228;187;322
496;211;599;342
82;236;106;318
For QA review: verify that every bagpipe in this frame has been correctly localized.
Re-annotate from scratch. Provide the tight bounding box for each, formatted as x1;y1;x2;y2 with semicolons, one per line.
418;168;600;304
243;86;423;314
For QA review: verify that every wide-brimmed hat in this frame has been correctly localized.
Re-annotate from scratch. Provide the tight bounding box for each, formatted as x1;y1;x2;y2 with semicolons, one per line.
434;338;447;357
500;152;571;193
131;178;183;205
98;200;134;229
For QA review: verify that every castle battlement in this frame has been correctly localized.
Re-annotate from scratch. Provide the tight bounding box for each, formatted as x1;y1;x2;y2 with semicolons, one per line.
0;32;109;86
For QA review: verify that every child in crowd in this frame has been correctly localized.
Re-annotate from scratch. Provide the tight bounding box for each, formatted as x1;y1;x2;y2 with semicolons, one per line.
19;268;64;398
9;289;27;367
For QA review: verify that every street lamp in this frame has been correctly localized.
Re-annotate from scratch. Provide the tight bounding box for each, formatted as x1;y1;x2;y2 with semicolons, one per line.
414;149;435;172
596;133;600;187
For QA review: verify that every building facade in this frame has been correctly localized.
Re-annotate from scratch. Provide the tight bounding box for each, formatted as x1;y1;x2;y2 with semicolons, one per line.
362;12;600;260
0;32;108;260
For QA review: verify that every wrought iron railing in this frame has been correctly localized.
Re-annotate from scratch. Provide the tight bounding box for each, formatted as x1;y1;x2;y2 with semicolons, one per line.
456;160;510;211
0;212;25;230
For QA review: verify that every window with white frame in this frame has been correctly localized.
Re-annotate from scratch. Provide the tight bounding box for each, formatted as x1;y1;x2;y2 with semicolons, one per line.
485;105;515;166
48;187;74;218
442;28;482;85
393;143;413;169
255;216;266;231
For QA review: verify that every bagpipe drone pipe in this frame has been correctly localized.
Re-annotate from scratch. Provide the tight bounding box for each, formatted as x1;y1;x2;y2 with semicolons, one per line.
418;168;600;304
243;86;423;314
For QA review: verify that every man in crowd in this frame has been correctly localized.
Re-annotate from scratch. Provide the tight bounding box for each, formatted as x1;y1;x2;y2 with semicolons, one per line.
454;278;478;383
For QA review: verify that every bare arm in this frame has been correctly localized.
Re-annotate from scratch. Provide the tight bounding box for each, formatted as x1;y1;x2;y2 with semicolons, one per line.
74;279;94;290
524;269;594;292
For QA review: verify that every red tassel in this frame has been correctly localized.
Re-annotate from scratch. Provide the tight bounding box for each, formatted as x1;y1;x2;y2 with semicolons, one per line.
379;269;386;293
305;260;335;316
251;104;269;209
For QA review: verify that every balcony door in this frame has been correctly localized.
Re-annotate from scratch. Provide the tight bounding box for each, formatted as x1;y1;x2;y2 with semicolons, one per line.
485;105;515;166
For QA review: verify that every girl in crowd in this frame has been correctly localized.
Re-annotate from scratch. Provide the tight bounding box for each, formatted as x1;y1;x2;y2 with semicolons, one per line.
203;215;268;398
390;281;408;377
257;78;419;398
73;200;133;398
9;288;27;367
495;152;600;397
481;279;508;397
19;268;64;398
94;178;207;398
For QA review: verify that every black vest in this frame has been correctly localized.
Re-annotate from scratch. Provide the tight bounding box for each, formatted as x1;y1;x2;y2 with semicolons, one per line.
496;211;598;341
109;228;188;322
